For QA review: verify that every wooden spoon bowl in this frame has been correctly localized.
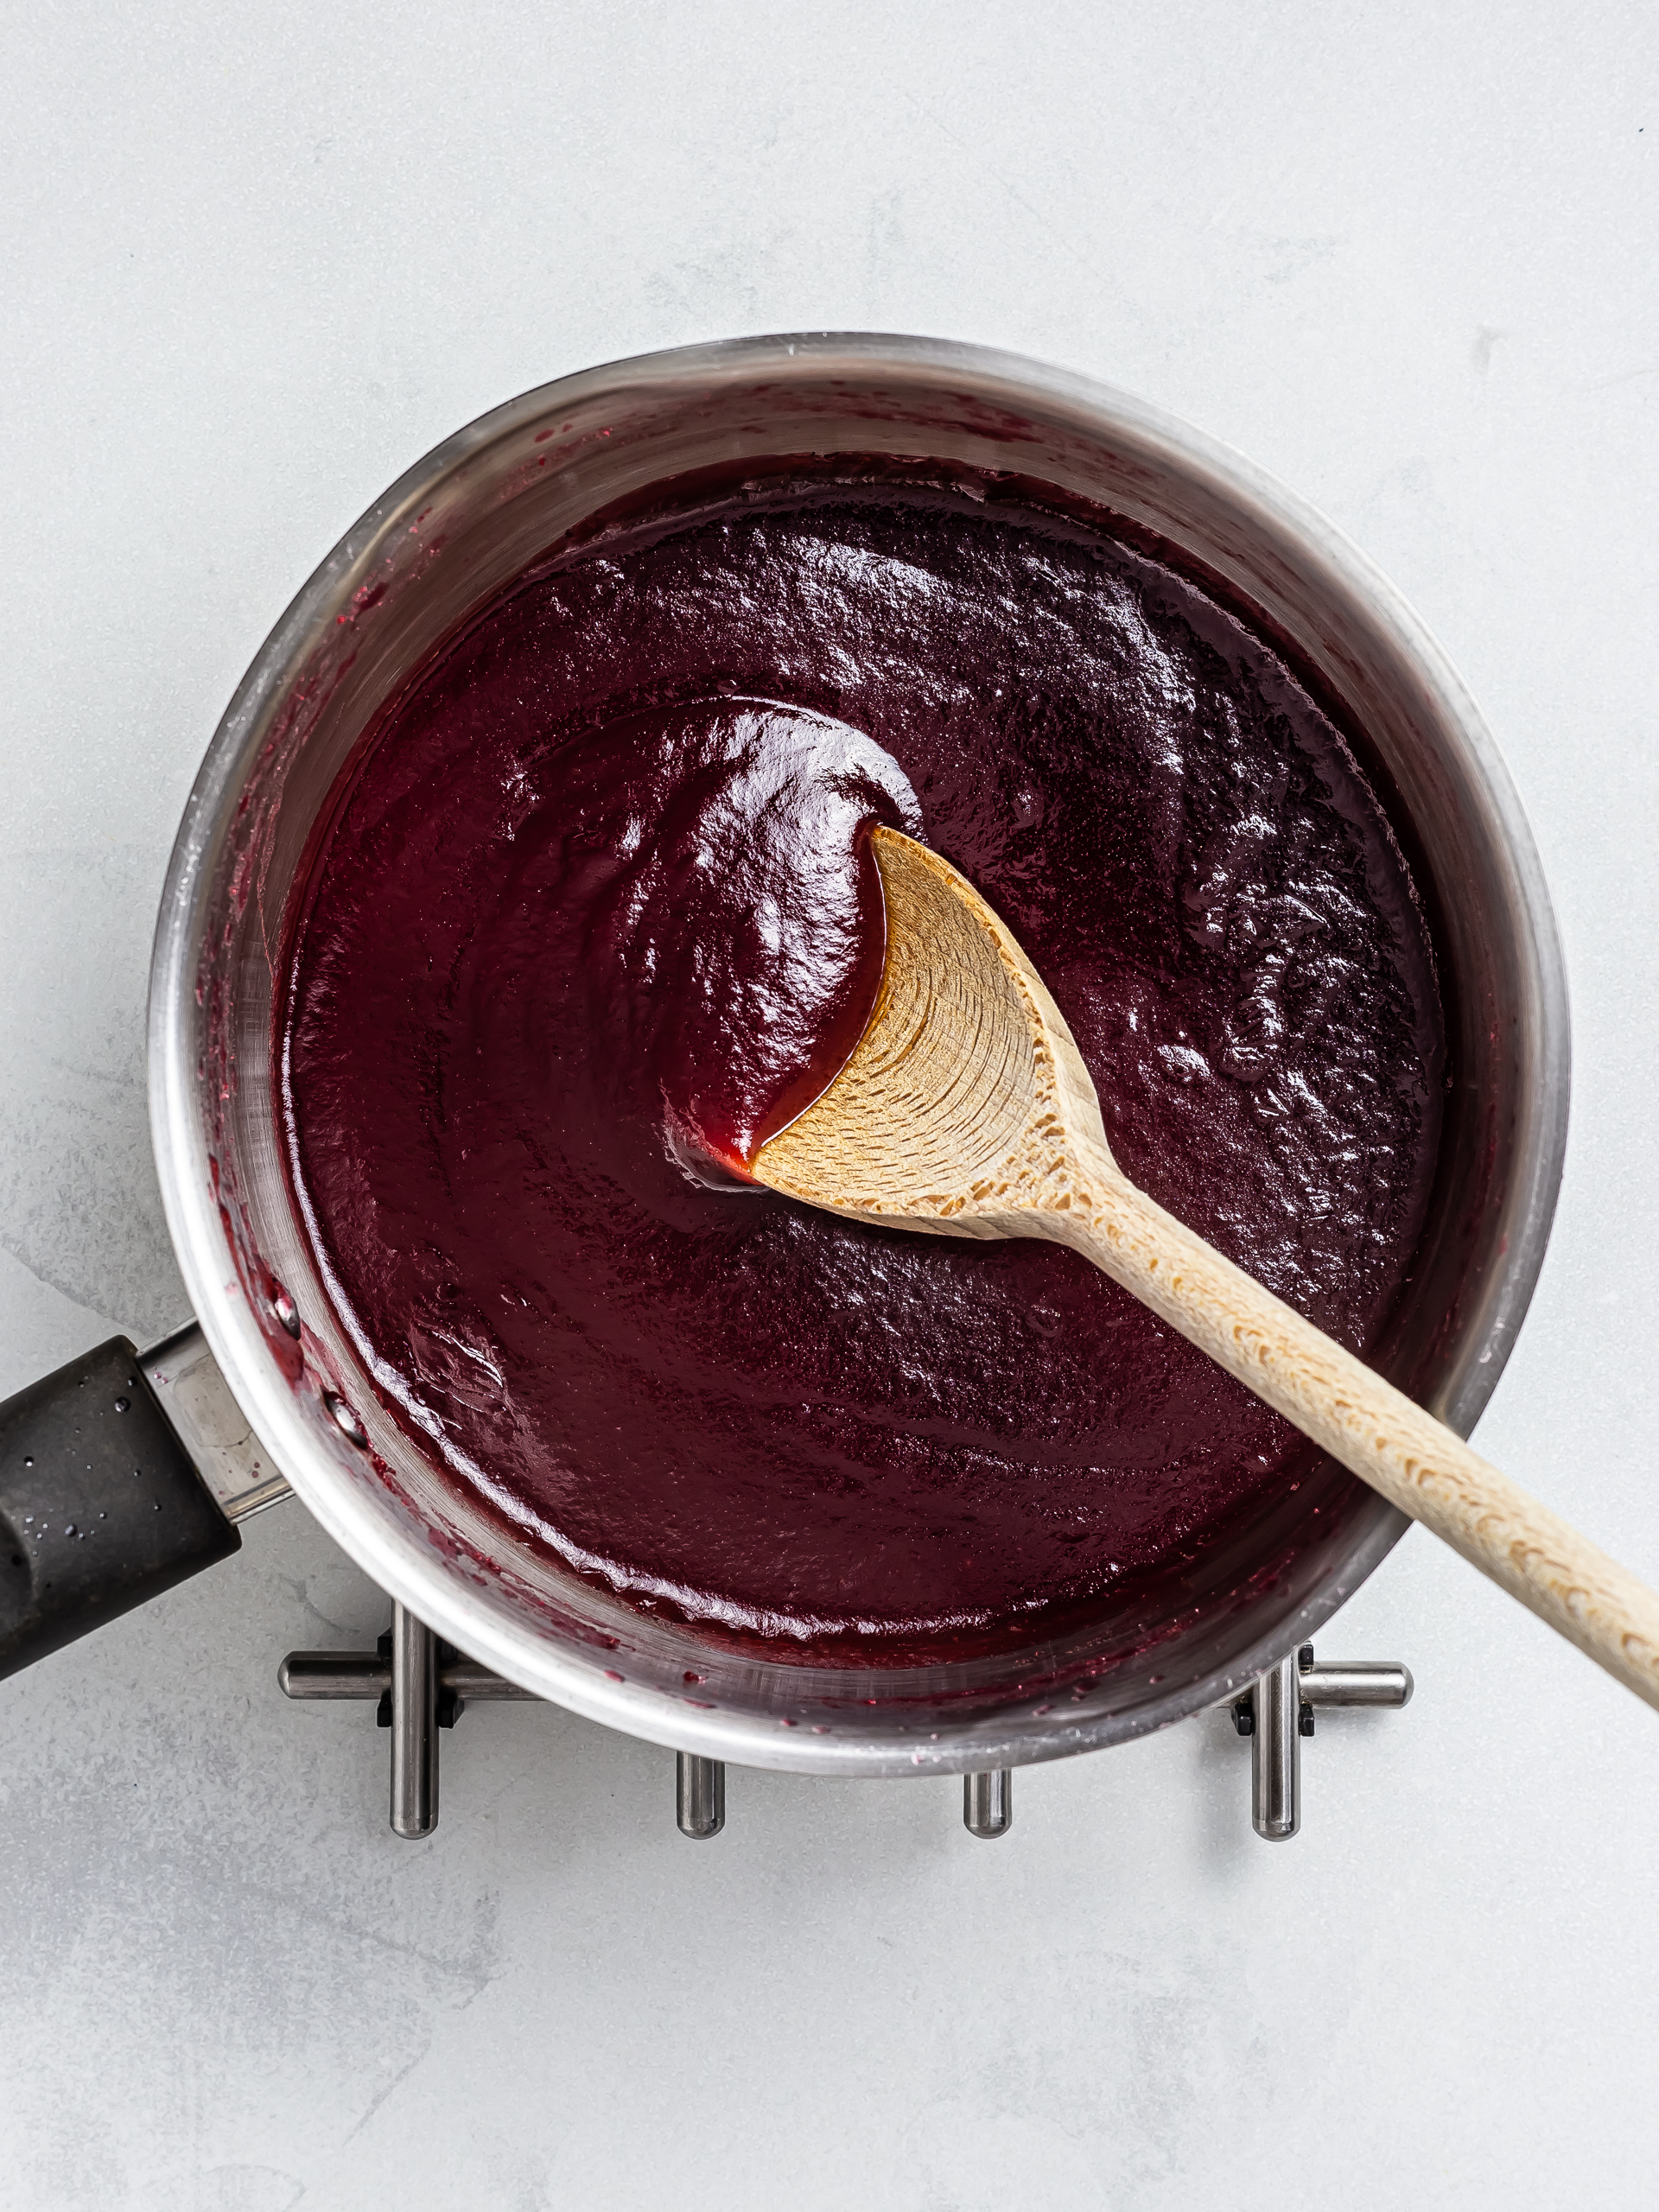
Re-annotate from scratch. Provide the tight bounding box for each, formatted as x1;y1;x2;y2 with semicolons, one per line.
754;827;1659;1712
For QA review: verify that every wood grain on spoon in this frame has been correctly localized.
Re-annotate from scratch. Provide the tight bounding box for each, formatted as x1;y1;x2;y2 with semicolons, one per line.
753;825;1659;1713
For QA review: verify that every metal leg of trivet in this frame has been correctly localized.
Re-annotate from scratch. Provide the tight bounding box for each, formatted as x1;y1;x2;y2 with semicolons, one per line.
677;1752;726;1839
1231;1644;1414;1841
963;1769;1014;1839
390;1603;439;1840
280;1607;537;1839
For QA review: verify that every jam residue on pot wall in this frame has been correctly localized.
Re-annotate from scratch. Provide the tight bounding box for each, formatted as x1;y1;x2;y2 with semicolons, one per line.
279;484;1444;1659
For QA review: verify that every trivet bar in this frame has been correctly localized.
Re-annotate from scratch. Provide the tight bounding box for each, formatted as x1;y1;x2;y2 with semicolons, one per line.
278;1649;541;1701
963;1769;1013;1839
1250;1652;1300;1843
391;1603;437;1839
677;1752;726;1839
1301;1659;1414;1707
1233;1644;1413;1840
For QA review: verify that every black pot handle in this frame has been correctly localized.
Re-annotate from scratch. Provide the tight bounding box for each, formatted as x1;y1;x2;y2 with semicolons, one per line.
0;1325;291;1681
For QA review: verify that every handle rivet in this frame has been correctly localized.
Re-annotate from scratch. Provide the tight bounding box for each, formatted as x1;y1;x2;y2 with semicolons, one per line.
324;1392;368;1447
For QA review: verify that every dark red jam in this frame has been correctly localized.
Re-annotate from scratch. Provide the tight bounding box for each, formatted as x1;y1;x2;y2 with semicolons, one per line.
279;480;1444;1661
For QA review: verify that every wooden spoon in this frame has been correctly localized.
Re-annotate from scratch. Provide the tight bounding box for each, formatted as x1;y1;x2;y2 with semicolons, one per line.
752;826;1659;1713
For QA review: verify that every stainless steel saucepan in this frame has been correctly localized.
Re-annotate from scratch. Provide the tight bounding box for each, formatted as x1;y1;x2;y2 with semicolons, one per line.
0;334;1569;1780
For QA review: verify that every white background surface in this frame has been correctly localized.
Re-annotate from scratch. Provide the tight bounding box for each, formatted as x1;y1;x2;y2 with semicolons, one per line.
2;4;1656;2206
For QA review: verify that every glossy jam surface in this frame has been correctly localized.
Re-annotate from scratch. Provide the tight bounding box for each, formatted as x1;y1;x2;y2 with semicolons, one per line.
530;696;918;1178
281;486;1444;1657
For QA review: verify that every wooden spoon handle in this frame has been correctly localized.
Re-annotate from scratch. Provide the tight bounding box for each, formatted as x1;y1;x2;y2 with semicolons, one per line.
1065;1167;1659;1713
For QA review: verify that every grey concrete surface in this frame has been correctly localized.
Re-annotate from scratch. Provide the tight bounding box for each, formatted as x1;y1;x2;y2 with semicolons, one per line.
2;4;1656;2205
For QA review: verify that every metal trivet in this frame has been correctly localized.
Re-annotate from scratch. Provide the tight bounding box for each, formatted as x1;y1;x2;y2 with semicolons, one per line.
281;1605;1411;1843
